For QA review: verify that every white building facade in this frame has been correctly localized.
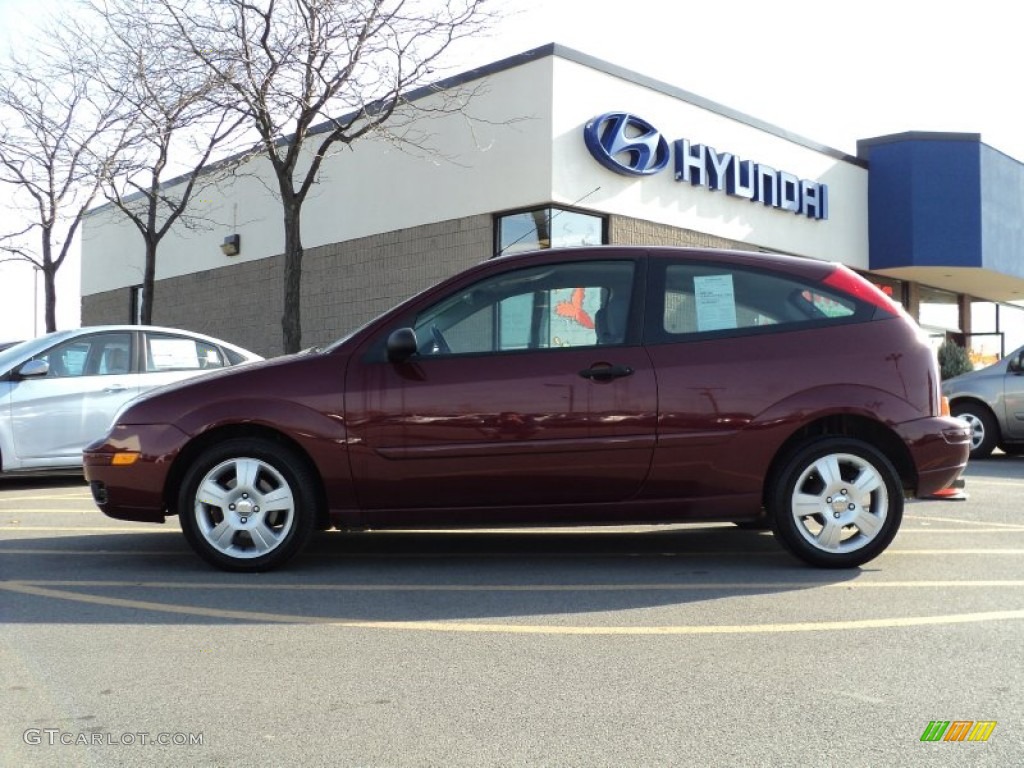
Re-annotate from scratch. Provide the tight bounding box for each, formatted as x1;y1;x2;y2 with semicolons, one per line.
81;45;1024;359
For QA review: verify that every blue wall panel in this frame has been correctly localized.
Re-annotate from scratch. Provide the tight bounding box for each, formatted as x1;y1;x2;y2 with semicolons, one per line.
862;134;986;271
980;144;1024;278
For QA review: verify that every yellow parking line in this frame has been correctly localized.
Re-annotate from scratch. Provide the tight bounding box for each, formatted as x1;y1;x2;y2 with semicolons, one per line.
897;529;1024;533
8;579;1024;591
2;545;1024;557
905;514;1024;530
886;548;1024;554
1;510;104;515
0;494;91;502
2;580;1022;635
0;528;174;534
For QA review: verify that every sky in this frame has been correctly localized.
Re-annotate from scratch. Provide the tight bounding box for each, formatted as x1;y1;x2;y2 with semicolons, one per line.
1;0;1022;342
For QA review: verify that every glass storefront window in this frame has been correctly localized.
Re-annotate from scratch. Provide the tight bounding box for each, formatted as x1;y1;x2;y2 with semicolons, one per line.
968;300;1001;366
866;275;905;308
1001;304;1024;355
918;285;960;332
496;207;605;256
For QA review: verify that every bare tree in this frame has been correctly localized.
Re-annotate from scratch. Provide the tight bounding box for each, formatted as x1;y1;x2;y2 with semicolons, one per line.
0;18;128;333
159;0;493;353
82;0;252;325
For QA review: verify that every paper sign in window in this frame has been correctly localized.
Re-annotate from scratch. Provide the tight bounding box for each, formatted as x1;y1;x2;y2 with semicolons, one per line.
149;339;200;370
694;274;737;331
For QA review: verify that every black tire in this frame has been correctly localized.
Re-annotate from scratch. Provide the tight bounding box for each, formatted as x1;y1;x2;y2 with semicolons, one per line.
769;437;903;568
178;437;318;572
951;402;998;459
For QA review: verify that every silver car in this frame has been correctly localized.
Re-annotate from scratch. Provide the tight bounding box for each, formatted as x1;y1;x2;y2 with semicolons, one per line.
0;325;262;474
942;344;1024;459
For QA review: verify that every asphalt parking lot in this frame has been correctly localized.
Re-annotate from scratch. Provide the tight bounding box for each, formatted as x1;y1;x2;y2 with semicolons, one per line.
2;460;1022;767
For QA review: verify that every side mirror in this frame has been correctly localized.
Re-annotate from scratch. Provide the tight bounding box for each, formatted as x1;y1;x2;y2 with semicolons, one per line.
386;328;418;363
16;358;49;379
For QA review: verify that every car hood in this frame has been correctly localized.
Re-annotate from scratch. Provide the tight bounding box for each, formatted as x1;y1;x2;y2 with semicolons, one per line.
116;351;337;424
942;360;1008;391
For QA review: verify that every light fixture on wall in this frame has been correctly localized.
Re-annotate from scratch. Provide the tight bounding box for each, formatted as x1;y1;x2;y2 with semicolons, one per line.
220;234;241;257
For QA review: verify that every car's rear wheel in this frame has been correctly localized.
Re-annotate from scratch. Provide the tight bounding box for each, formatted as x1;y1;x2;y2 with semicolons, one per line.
951;402;998;459
178;438;317;572
769;437;903;568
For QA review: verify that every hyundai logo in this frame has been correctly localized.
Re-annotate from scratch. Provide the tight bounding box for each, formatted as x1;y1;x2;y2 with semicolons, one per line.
584;112;670;176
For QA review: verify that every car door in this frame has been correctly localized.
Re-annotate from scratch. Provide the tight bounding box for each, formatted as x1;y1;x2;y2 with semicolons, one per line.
344;258;657;519
9;331;140;466
1000;348;1024;440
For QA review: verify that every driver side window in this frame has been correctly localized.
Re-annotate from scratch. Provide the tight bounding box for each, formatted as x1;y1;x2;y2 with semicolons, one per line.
412;261;635;356
35;333;132;378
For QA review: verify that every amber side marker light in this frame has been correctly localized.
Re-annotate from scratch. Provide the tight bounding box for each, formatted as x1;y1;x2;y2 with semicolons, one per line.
940;396;951;417
111;452;140;466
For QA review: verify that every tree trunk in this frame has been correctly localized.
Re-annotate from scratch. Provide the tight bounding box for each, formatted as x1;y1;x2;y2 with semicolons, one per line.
40;236;57;333
142;236;158;325
43;265;57;334
281;199;303;354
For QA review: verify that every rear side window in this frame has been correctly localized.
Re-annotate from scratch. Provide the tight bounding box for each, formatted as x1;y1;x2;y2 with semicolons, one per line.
144;334;227;372
655;262;870;341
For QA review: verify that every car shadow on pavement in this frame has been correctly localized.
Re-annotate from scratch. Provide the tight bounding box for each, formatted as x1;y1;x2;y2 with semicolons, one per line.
1;525;865;626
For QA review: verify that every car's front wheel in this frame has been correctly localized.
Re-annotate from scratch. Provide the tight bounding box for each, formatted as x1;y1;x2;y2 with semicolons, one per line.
769;437;903;568
178;438;318;572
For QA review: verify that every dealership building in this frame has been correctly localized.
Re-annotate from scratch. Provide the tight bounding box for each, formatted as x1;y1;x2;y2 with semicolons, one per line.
82;44;1024;361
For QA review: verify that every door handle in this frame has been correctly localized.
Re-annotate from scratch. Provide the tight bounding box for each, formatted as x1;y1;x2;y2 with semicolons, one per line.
102;384;127;393
579;364;634;381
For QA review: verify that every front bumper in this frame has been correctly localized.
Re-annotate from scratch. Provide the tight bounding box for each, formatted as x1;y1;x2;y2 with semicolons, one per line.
83;423;189;523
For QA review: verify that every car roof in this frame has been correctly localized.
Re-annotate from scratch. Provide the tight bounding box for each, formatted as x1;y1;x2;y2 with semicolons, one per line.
0;325;262;371
488;245;839;283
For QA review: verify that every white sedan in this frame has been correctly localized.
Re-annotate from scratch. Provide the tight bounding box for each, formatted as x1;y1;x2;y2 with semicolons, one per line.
0;325;262;473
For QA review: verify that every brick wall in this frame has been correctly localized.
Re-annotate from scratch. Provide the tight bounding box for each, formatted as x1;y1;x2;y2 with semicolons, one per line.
83;214;494;357
82;212;750;357
609;215;752;250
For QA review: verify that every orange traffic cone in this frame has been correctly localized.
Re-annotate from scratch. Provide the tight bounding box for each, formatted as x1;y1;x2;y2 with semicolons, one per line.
929;477;967;501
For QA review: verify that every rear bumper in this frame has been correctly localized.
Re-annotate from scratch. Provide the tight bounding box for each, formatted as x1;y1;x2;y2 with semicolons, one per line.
898;415;971;497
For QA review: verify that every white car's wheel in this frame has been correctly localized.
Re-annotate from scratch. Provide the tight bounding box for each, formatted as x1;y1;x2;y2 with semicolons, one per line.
178;438;317;572
770;438;903;568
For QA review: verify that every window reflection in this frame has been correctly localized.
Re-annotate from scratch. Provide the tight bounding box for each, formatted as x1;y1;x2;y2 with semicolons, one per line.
497;207;605;256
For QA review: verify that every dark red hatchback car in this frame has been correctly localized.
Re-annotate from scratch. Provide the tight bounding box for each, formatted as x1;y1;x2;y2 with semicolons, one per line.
84;247;969;571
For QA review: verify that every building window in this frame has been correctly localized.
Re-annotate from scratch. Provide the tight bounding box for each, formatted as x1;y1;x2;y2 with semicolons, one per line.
495;207;606;256
968;300;1001;366
918;285;960;334
1000;304;1024;356
866;275;905;307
